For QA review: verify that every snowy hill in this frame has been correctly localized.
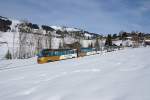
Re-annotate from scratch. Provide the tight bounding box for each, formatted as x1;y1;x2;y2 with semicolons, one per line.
0;47;150;100
0;16;100;38
0;16;102;59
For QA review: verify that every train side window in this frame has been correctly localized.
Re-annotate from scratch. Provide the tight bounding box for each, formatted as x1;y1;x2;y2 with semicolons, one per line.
62;51;65;55
57;51;59;56
54;51;56;56
48;52;52;56
66;51;68;55
53;51;57;56
71;50;73;54
73;50;75;53
60;51;62;55
69;50;71;54
68;51;70;54
53;52;55;56
64;51;66;55
67;50;69;55
58;51;61;56
65;51;67;55
51;52;54;56
53;51;56;56
68;51;70;55
69;51;71;54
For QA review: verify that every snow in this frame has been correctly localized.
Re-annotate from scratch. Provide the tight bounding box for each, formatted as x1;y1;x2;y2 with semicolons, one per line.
0;18;21;58
0;30;96;59
65;27;79;32
0;16;8;20
0;47;150;100
113;40;133;46
112;40;122;46
0;31;20;59
51;26;80;32
10;20;21;32
81;40;95;47
84;33;92;37
0;17;97;59
51;26;62;30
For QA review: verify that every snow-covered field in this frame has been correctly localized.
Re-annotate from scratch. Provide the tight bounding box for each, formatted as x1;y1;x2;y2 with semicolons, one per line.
0;47;150;100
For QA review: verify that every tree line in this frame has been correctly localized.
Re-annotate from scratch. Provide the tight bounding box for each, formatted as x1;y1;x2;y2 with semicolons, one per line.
0;18;12;32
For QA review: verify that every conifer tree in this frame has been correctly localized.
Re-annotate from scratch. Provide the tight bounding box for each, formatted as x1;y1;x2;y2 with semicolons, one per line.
105;34;112;46
95;37;100;51
5;50;12;59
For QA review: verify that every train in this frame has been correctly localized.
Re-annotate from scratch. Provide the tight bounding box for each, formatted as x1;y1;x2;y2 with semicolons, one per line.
79;48;97;57
37;49;77;64
37;48;98;64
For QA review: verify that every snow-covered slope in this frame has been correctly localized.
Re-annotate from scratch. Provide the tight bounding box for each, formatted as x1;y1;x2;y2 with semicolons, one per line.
0;47;150;100
10;19;20;32
0;16;99;38
51;26;80;32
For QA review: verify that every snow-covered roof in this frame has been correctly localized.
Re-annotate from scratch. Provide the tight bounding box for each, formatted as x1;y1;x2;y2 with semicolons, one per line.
126;37;132;39
145;40;150;42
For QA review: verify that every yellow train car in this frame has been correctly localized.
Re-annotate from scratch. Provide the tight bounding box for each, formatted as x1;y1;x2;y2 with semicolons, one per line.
37;49;77;64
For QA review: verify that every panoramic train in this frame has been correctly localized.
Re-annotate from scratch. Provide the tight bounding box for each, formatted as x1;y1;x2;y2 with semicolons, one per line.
79;48;97;57
37;49;77;64
37;48;98;64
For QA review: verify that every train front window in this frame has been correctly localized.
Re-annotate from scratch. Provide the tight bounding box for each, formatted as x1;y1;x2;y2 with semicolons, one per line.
42;50;49;57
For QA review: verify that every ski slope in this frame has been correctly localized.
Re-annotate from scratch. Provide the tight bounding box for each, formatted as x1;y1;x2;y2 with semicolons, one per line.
0;47;150;100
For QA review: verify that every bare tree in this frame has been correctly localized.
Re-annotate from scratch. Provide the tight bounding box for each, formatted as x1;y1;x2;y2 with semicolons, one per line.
95;37;100;51
48;31;52;49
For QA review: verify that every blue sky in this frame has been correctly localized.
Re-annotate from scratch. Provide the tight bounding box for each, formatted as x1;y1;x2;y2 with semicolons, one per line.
0;0;150;34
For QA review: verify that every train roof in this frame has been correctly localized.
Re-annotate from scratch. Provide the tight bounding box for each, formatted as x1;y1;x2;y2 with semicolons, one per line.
42;49;76;52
